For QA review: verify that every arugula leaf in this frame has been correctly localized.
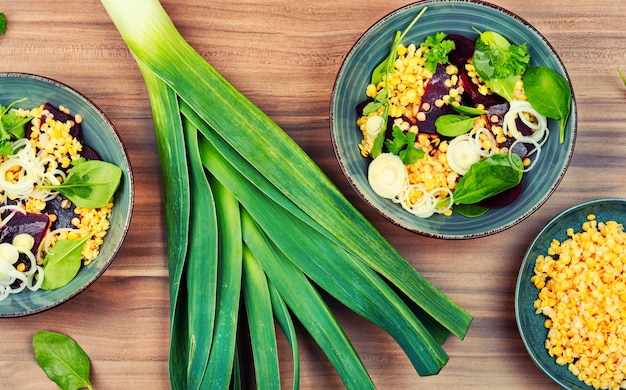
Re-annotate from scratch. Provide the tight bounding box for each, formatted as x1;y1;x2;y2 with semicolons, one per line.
33;331;94;390
384;125;425;164
472;30;530;101
523;66;572;143
421;32;454;73
435;114;478;137
0;13;6;35
38;160;122;208
368;7;428;158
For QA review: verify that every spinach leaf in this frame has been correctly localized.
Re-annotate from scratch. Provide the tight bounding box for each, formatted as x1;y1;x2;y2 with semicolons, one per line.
435;114;478;137
0;13;6;35
0;98;32;144
40;228;97;290
452;105;489;116
385;126;425;164
523;66;572;143
619;67;626;87
453;203;489;218
33;331;94;390
39;160;122;208
452;153;523;205
472;30;530;101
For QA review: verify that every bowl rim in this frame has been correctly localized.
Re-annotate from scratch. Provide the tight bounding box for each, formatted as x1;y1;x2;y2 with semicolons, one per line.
0;71;135;317
514;198;626;389
329;0;578;239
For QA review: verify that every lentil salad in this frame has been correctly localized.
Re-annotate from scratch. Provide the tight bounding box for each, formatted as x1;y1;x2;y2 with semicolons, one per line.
0;100;121;300
357;27;571;219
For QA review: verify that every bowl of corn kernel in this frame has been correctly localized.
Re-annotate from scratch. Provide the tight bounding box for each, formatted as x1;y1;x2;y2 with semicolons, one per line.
330;0;576;239
516;199;626;390
0;73;133;317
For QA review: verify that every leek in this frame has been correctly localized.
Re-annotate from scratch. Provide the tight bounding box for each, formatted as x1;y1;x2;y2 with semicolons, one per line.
100;0;472;387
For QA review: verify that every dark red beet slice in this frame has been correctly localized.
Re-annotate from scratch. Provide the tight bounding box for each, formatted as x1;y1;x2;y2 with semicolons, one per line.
44;194;80;231
478;181;523;209
460;67;506;107
446;34;475;67
415;63;457;134
0;211;50;254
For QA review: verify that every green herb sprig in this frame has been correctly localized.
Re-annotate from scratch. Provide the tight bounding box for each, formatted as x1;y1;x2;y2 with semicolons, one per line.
385;125;425;164
421;32;454;73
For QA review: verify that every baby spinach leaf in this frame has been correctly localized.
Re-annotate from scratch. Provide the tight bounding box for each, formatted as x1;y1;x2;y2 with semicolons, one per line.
523;66;572;143
452;105;489;116
435;114;477;137
453;203;489;218
0;13;6;35
472;30;530;101
40;229;96;290
0;97;32;143
33;331;94;390
39;160;122;208
619;67;626;87
452;153;523;205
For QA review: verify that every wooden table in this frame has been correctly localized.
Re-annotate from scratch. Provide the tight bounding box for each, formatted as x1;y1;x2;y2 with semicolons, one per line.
0;0;624;388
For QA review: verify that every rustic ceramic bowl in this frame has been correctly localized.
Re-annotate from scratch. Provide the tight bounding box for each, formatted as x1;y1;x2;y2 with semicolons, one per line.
330;0;576;239
0;72;134;317
515;199;626;389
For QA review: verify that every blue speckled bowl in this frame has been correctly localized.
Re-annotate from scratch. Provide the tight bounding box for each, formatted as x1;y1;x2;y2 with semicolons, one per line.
515;199;626;389
330;0;577;239
0;73;134;317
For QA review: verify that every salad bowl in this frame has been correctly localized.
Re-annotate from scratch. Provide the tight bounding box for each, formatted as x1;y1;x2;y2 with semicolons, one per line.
0;72;134;317
330;0;577;239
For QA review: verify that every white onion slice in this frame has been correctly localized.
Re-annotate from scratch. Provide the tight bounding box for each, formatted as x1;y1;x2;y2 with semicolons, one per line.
368;153;408;199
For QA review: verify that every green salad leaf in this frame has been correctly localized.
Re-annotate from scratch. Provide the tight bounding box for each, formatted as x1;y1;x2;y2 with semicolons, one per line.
0;13;7;35
435;114;478;137
472;30;530;101
452;153;523;205
523;66;572;143
33;331;94;390
39;160;122;208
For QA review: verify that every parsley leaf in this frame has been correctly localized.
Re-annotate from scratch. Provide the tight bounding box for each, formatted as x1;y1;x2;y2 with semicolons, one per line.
385;126;425;164
0;13;6;35
421;32;455;73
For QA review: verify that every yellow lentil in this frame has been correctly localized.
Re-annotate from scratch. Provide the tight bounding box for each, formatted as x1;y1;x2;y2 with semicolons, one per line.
532;214;626;390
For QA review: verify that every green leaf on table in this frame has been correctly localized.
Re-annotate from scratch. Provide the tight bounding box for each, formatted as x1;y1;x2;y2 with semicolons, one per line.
33;330;94;390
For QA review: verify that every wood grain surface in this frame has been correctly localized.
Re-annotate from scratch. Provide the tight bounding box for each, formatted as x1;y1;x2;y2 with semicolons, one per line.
0;0;625;388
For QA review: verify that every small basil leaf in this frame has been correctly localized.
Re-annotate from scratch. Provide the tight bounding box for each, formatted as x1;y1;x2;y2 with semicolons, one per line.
452;153;523;205
33;331;94;390
435;115;477;137
523;66;572;143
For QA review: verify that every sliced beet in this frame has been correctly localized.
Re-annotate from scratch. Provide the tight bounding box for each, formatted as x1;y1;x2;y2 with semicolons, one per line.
446;34;475;67
81;144;101;160
42;102;83;140
460;67;506;107
478;181;523;209
44;194;80;231
415;63;457;134
0;211;50;254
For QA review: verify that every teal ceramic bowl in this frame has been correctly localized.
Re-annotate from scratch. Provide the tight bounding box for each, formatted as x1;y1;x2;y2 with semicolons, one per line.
0;73;134;317
515;199;626;389
330;0;577;239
